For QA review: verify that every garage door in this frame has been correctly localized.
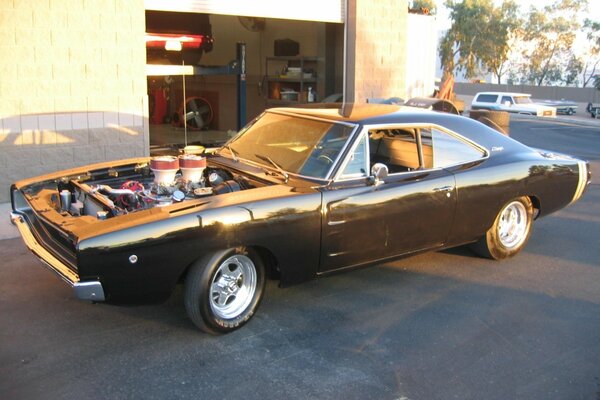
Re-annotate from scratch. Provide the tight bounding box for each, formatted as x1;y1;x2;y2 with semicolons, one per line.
145;0;345;23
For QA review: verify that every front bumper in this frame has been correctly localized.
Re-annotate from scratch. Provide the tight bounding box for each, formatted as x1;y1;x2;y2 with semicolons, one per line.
10;212;105;301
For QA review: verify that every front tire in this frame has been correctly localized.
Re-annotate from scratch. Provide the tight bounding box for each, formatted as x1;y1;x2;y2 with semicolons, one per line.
184;247;266;334
471;197;533;260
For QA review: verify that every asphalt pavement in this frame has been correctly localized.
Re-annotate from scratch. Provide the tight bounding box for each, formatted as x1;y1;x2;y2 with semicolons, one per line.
1;116;599;400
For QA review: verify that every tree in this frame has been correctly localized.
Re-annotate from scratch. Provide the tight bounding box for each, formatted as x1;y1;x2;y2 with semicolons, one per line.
563;55;583;86
519;0;588;86
439;0;519;82
581;19;600;88
480;1;520;84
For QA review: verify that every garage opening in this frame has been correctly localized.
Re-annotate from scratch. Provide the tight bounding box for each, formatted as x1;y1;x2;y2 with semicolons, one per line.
144;10;345;156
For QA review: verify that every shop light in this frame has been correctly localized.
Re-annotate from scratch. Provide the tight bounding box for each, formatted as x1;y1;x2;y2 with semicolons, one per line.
165;40;182;52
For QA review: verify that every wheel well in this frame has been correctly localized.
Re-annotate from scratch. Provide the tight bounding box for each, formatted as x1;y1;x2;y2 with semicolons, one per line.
177;245;281;284
252;246;281;281
528;195;541;219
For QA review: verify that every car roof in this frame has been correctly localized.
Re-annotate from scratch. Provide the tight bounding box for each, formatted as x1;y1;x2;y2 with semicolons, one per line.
267;103;432;124
475;92;531;97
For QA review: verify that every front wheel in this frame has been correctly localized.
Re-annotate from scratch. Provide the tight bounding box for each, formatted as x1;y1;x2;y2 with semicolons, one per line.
184;247;266;334
471;197;533;260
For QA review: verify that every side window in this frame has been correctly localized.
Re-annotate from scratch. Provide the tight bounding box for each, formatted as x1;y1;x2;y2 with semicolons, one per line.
501;96;513;104
476;94;498;103
430;127;485;167
419;128;434;169
366;126;483;174
369;128;421;173
340;133;368;178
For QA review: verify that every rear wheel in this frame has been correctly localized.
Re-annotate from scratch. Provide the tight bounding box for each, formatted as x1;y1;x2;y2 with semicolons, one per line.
184;247;265;334
471;197;533;260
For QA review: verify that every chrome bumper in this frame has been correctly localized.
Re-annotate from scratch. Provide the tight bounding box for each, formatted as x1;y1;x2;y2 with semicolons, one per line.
10;212;105;301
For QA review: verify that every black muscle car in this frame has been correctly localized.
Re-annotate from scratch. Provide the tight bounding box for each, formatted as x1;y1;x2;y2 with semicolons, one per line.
10;104;591;334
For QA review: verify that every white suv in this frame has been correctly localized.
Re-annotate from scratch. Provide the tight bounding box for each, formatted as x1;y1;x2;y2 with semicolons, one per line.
471;92;556;117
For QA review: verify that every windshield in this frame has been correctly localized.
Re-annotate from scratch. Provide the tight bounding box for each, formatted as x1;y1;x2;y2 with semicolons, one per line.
514;96;532;104
223;112;355;179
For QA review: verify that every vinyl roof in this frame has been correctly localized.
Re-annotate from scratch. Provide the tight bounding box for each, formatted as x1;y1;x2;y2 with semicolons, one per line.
268;103;430;123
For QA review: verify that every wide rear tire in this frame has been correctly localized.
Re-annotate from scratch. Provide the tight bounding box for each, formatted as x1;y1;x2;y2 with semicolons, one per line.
470;110;510;135
184;247;266;334
471;197;533;260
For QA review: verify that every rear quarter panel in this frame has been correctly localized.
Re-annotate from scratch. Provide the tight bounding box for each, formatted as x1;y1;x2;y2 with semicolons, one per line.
419;114;584;247
445;150;581;247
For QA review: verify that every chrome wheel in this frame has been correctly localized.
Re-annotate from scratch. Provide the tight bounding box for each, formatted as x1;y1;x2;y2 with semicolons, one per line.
497;201;528;249
209;255;257;320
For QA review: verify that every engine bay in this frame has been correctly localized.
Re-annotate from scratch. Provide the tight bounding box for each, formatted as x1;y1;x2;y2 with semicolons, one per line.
52;156;263;219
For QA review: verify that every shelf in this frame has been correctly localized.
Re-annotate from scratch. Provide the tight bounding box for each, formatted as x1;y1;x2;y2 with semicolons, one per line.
267;76;317;83
266;56;318;62
265;56;319;104
266;99;305;106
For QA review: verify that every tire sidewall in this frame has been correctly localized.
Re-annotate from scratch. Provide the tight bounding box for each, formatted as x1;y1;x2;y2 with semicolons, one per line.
185;247;266;334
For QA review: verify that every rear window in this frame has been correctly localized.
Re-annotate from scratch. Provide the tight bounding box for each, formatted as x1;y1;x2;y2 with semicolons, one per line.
475;94;498;103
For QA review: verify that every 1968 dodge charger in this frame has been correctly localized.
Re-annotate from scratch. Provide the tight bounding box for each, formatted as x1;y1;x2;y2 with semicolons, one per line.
11;104;591;334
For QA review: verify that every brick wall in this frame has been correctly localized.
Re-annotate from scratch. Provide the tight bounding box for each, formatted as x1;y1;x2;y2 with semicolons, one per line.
346;0;408;102
0;0;149;203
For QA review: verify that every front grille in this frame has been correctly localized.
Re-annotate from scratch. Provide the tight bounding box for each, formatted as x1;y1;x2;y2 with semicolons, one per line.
21;209;78;271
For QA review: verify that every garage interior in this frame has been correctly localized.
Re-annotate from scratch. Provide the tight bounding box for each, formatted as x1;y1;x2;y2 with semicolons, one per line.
146;11;345;153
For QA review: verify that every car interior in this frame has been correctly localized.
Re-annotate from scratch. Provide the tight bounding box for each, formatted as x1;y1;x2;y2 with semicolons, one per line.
369;128;433;173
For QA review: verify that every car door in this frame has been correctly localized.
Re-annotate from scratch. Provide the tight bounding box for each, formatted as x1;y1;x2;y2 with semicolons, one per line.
319;126;458;273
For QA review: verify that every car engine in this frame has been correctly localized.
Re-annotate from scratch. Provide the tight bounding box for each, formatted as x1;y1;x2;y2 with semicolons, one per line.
56;155;257;219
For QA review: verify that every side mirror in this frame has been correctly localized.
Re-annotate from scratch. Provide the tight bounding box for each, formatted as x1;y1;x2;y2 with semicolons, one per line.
504;101;511;107
370;163;388;185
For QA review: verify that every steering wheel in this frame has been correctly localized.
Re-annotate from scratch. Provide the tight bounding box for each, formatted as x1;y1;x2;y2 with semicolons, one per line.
317;154;334;165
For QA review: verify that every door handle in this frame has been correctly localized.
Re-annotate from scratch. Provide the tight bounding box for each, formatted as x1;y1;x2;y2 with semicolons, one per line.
433;185;453;192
